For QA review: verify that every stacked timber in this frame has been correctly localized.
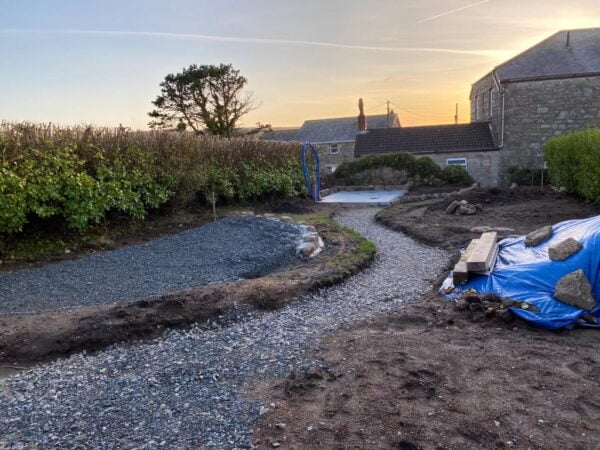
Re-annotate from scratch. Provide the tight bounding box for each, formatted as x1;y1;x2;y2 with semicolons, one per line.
453;232;499;285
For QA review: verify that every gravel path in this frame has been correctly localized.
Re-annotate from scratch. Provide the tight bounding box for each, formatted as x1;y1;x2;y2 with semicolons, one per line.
0;208;450;448
0;216;301;315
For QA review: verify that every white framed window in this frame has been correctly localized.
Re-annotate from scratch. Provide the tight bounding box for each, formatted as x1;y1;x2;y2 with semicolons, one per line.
447;157;468;168
475;95;480;120
326;165;338;174
329;143;340;155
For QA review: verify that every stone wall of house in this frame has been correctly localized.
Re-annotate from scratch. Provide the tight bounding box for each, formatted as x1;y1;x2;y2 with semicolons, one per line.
315;142;356;173
500;76;600;175
424;151;502;187
470;74;600;184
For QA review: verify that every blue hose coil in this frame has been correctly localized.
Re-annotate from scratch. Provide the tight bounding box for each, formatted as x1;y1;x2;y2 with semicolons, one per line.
301;142;320;201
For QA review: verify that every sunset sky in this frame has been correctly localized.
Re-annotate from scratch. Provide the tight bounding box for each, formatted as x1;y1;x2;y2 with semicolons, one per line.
1;0;599;129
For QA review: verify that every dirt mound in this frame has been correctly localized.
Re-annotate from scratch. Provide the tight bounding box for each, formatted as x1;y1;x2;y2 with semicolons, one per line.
377;187;598;250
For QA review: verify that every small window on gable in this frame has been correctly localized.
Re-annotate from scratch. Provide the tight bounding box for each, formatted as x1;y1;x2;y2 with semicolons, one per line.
329;143;340;155
475;95;480;120
488;89;494;117
447;157;467;168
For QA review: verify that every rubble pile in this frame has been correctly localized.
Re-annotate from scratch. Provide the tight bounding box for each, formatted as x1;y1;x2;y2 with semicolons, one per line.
445;199;483;216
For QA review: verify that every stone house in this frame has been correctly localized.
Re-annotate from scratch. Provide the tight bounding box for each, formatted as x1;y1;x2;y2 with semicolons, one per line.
355;28;600;186
264;99;400;174
470;28;600;183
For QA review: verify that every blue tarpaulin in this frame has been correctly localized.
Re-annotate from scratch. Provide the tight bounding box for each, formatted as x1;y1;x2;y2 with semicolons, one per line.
442;215;600;330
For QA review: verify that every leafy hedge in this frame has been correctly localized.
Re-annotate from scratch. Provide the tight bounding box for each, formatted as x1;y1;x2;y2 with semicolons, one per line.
0;123;304;235
334;152;473;186
545;128;600;204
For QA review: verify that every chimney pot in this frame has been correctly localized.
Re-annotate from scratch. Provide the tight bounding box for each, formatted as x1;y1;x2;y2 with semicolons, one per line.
358;98;367;132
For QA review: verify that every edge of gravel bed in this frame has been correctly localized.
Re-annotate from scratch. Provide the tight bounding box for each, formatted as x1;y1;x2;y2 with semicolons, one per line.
0;214;376;365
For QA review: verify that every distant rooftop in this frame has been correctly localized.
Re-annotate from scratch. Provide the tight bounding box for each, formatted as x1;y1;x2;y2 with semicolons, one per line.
264;113;399;143
355;123;498;157
482;28;600;84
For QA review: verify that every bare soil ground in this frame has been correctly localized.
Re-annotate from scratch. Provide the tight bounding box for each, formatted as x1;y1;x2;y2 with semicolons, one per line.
376;186;599;250
254;189;600;449
0;214;373;366
254;290;600;449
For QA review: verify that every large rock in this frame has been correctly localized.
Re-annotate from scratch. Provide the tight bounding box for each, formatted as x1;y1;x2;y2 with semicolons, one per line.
549;238;583;261
525;225;553;247
554;269;597;311
446;200;460;214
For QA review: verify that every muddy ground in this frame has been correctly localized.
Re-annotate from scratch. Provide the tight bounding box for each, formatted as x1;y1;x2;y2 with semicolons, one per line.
377;186;599;250
254;289;600;449
254;189;600;449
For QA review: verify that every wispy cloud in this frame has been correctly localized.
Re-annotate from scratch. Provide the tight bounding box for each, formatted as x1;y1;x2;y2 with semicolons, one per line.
417;0;491;24
0;28;501;58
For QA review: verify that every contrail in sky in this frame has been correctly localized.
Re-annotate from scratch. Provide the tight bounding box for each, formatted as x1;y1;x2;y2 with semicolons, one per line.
417;0;491;24
0;29;501;57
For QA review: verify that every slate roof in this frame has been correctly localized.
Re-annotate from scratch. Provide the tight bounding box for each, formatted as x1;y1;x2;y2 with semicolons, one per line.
482;28;600;83
262;128;300;142
265;113;399;143
354;122;498;157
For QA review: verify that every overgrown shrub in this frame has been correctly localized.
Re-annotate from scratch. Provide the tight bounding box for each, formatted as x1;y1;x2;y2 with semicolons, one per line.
0;123;304;235
333;152;471;186
507;166;547;186
441;165;474;185
545;128;600;204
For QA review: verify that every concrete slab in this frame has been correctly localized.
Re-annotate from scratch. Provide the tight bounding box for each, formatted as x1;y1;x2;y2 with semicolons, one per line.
319;190;406;205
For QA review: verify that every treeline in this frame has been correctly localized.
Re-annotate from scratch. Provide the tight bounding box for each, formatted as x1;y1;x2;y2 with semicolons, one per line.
0;123;304;235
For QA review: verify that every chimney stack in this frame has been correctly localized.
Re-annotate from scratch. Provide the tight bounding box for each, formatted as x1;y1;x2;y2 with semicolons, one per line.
358;98;367;132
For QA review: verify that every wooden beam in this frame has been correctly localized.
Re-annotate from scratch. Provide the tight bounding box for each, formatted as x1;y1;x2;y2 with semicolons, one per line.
467;232;498;273
453;239;479;285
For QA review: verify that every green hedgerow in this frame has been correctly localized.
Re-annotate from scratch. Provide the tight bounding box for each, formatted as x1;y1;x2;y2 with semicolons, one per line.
0;123;305;235
545;128;600;204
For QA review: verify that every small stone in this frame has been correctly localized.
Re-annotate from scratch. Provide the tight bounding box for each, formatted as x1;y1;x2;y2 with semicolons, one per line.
470;226;515;234
457;205;477;215
525;226;553;247
548;238;583;261
272;442;281;448
296;242;317;258
303;232;320;245
446;200;461;214
510;182;518;189
469;302;484;312
456;299;469;311
275;423;286;430
581;314;598;325
554;269;597;311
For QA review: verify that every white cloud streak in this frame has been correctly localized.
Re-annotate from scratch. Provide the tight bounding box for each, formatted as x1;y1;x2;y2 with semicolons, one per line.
0;28;500;57
417;0;491;24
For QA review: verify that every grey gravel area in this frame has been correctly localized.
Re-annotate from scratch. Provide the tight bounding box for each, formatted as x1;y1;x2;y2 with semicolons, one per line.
0;216;302;315
0;208;450;449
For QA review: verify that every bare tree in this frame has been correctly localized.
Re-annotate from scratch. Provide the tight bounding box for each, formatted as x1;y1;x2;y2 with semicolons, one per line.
148;64;256;137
